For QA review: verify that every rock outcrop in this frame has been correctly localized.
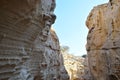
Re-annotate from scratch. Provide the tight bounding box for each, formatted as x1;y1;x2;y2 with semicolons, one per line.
86;0;120;80
62;52;84;80
0;0;69;80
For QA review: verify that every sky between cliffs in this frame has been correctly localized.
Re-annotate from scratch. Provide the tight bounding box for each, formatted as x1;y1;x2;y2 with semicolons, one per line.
53;0;109;56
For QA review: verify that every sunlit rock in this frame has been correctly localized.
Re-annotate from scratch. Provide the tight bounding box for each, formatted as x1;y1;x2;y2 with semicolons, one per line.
62;52;85;80
86;0;120;80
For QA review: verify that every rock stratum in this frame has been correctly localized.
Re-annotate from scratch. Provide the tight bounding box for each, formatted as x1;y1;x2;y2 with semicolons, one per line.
0;0;69;80
86;0;120;80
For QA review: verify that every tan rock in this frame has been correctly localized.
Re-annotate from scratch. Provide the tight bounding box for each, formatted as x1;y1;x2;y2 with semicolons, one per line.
86;0;120;80
62;52;84;80
0;0;69;80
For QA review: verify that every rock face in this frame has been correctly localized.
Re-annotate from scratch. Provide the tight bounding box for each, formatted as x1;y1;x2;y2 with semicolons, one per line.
86;0;120;80
83;56;91;80
62;52;84;80
0;0;69;80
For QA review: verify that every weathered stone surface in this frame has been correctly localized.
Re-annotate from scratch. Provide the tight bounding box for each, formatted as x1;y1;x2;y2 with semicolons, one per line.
83;56;91;80
62;52;84;80
86;0;120;80
0;0;69;80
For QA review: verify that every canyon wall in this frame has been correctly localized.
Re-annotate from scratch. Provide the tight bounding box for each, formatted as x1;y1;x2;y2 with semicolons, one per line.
62;52;85;80
0;0;69;80
86;0;120;80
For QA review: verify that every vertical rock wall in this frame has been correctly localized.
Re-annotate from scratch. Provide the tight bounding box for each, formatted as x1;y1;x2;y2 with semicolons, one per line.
0;0;69;80
86;0;120;80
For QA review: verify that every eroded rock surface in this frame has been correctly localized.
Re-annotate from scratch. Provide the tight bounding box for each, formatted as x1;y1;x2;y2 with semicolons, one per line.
62;52;84;80
86;0;120;80
0;0;69;80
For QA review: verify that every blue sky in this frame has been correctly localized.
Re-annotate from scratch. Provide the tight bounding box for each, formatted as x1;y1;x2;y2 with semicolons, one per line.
53;0;108;56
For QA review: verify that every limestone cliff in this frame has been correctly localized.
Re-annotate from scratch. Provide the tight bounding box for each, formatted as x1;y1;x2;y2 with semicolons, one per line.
0;0;69;80
62;52;84;80
86;0;120;80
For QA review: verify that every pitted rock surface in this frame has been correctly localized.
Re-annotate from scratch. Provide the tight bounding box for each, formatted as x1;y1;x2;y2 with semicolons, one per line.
86;0;120;80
